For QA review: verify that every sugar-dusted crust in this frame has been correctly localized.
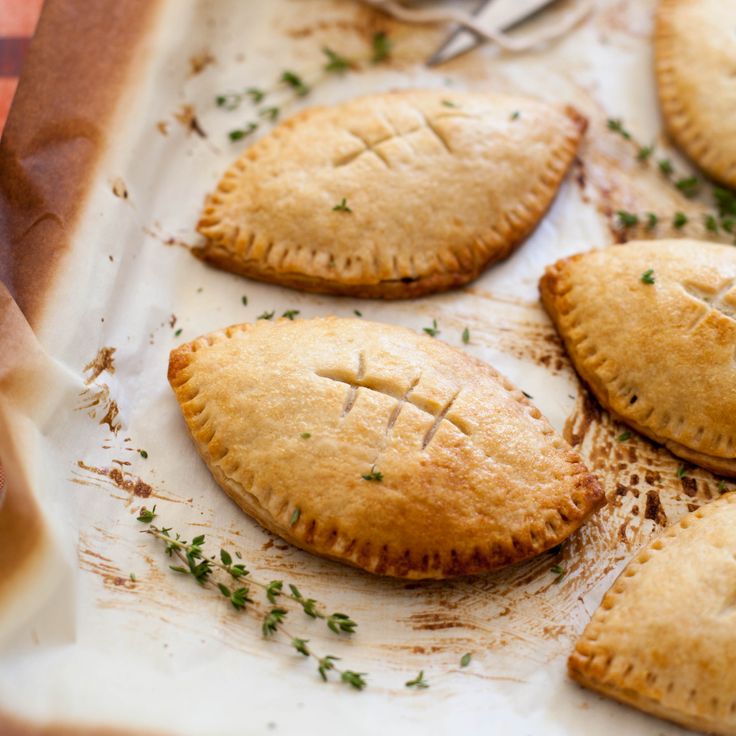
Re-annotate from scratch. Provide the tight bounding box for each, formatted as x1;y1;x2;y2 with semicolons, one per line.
168;317;603;579
655;0;736;187
540;239;736;476
196;90;586;299
569;492;736;735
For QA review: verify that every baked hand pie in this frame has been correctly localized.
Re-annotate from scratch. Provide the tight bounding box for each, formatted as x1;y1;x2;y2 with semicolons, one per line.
168;317;603;578
540;239;736;476
196;90;586;298
569;492;736;735
655;0;736;187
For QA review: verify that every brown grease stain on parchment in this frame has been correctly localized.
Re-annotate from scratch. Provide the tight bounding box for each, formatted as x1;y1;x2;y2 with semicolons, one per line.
71;461;184;506
77;347;122;434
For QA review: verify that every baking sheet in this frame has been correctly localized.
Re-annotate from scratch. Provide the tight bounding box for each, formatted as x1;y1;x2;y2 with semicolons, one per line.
0;1;726;733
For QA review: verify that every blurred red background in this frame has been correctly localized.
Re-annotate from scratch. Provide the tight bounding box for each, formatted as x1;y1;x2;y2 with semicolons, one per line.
0;0;43;488
0;0;43;136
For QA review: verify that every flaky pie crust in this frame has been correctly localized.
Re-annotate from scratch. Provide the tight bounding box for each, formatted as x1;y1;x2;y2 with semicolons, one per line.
168;317;603;578
569;492;736;736
196;90;585;298
655;0;736;187
541;239;736;476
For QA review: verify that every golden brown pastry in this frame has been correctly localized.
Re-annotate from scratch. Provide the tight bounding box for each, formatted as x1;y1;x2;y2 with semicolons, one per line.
196;90;586;298
540;239;736;476
569;492;736;736
655;0;736;187
168;317;603;578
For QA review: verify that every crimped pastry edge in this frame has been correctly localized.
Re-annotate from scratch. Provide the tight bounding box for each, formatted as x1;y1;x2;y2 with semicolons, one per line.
568;492;736;736
168;318;605;579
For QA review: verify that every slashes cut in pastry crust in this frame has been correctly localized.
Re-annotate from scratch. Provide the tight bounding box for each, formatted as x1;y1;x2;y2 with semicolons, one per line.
569;492;736;735
655;0;736;187
540;240;736;476
197;90;586;298
168;317;603;578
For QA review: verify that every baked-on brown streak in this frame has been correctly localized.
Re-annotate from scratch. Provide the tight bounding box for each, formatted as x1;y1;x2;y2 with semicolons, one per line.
168;317;603;579
541;239;736;476
655;0;736;188
569;492;736;736
196;90;586;299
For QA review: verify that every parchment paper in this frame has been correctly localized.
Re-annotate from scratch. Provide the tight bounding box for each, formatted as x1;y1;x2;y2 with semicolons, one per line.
0;1;724;733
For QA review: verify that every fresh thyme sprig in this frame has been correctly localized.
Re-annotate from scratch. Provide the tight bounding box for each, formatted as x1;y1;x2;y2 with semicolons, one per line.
606;116;736;240
141;521;366;689
220;33;392;142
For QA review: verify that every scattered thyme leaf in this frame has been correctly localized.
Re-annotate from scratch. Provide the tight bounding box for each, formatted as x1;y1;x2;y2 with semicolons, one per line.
229;122;258;141
341;671;367;690
333;197;352;212
675;176;699;198
292;637;310;656
658;158;674;176
617;431;632;442
220;549;233;566
423;319;440;337
266;580;283;604
301;432;311;439
257;310;275;320
371;31;392;63
282;309;300;320
362;470;383;482
242;295;248;306
550;564;566;582
462;327;470;344
262;607;288;637
673;211;688;229
290;507;301;526
260;106;280;121
327;612;358;635
641;269;655;285
280;70;310;96
139;449;148;459
406;670;429;689
676;465;687;478
616;210;638;228
230;587;252;610
718;480;728;493
607;118;631;140
460;653;472;667
215;92;242;110
637;145;654;162
137;505;157;523
322;47;350;73
130;572;136;582
318;655;339;681
522;391;533;399
441;99;458;108
246;87;265;104
510;110;520;120
353;309;362;317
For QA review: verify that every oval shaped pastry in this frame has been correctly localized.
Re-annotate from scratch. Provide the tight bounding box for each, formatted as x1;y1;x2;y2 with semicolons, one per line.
655;0;736;187
196;90;586;298
540;239;736;476
569;492;736;735
168;318;603;578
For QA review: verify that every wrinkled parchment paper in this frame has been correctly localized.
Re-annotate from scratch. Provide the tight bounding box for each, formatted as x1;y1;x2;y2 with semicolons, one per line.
0;1;723;733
